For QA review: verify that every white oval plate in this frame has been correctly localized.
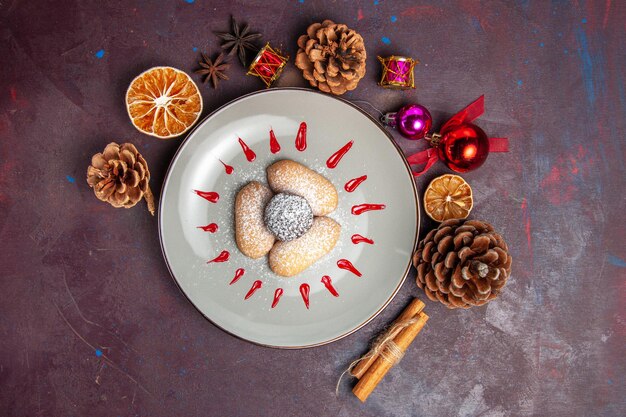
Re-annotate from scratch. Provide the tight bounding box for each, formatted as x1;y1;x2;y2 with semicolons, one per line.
159;88;419;348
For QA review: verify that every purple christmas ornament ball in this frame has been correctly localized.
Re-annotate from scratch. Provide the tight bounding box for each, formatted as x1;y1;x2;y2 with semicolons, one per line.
396;104;432;140
381;103;433;140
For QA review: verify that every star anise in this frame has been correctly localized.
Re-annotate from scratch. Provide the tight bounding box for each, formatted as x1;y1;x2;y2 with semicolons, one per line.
195;52;230;88
217;16;262;66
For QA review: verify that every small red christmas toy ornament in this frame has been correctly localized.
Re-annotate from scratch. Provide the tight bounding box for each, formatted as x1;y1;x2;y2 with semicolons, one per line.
398;96;509;176
247;43;288;87
377;56;417;89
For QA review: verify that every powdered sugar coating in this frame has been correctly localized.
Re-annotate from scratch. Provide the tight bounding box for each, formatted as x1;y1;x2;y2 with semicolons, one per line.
267;160;338;216
269;217;341;277
264;193;314;242
235;181;275;259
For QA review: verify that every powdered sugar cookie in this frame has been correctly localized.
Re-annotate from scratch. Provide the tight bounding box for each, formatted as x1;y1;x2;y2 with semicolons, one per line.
269;217;341;277
235;182;275;259
266;160;338;216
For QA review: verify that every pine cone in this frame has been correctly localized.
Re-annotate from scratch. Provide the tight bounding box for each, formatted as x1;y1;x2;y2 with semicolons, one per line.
295;20;367;95
86;142;155;215
413;219;512;309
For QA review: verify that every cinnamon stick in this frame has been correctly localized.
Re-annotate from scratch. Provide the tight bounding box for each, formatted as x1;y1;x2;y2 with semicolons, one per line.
352;311;429;402
351;298;425;379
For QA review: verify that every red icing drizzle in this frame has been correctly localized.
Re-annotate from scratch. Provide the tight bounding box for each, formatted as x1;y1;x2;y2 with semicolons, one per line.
321;276;339;297
337;259;362;277
197;223;218;233
295;122;307;151
271;288;284;308
245;280;263;300
352;203;386;215
351;234;374;245
219;159;234;174
344;175;367;192
238;137;256;162
326;140;354;168
207;250;230;263
299;283;310;309
194;190;219;203
229;268;245;285
269;129;281;154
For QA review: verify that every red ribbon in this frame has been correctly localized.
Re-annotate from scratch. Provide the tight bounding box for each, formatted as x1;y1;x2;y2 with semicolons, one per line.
406;148;439;173
406;95;509;176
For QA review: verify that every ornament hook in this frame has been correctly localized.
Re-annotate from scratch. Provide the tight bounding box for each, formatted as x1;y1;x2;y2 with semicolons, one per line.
425;132;442;147
380;112;398;128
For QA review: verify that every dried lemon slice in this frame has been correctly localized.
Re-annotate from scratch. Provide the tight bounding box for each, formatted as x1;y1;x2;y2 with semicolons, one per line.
424;174;473;222
125;67;202;139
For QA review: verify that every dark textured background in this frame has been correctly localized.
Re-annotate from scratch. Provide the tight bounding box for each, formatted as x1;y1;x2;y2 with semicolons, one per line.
1;0;625;416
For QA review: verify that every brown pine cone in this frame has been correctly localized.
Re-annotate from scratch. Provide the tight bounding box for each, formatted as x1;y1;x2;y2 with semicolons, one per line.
413;219;512;309
86;142;155;215
295;20;367;95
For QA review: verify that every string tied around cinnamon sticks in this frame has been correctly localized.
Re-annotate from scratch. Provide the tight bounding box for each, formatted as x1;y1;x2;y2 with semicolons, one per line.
336;298;429;402
335;316;420;394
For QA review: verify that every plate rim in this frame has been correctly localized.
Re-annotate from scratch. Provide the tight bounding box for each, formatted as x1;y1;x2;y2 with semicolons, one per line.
158;87;420;349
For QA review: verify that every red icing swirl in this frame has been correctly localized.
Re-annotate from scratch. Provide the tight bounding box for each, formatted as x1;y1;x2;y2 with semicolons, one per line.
229;268;245;285
269;129;281;154
271;288;284;308
295;122;307;151
337;259;362;277
321;276;339;297
194;190;219;203
351;204;386;215
299;283;310;309
351;234;374;245
197;223;218;233
344;175;367;192
326;140;354;168
219;160;234;174
238;137;256;162
245;280;262;300
207;250;229;263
